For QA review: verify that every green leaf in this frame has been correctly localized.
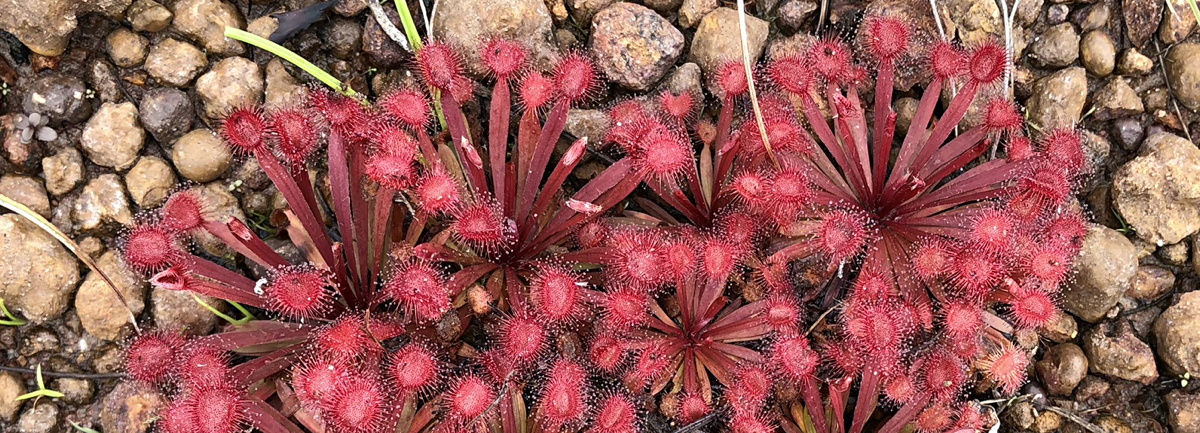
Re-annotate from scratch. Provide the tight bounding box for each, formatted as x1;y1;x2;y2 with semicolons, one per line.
223;27;359;98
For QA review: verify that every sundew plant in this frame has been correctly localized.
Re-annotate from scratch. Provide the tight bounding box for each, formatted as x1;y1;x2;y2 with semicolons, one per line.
117;15;1085;433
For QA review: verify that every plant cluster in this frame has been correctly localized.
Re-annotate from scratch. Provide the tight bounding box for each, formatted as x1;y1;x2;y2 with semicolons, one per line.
118;15;1086;433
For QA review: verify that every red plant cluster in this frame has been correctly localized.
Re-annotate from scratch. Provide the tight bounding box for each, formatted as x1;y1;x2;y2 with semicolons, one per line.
119;15;1086;433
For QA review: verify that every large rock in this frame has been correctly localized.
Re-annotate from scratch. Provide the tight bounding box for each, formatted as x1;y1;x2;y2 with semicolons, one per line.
1079;30;1116;77
1028;22;1079;68
433;0;557;75
0;175;50;217
172;0;245;56
1160;0;1198;44
171;129;232;183
1154;291;1200;375
41;147;83;196
0;372;23;421
145;38;207;88
1036;343;1088;396
1091;77;1144;121
1112;132;1200;245
1026;67;1087;132
1123;0;1162;48
152;289;220;335
195;57;263;121
1166;43;1200;111
75;251;147;341
0;214;80;323
80;102;145;171
73;174;135;232
124;156;177;208
1082;320;1159;385
1062;225;1137;322
1165;390;1200;433
139;88;194;144
0;0;131;56
22;75;93;125
689;8;768;75
589;3;685;91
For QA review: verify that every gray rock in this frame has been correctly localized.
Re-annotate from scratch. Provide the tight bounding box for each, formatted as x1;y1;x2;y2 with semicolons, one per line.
1036;343;1088;396
139;88;194;144
81;102;144;171
1092;77;1144;121
53;377;94;405
361;6;405;69
0;372;23;421
1160;0;1198;44
75;251;147;340
100;382;166;433
777;0;818;32
152;288;220;335
326;17;362;60
1076;3;1109;31
1154;291;1200;375
172;129;232;182
16;403;58;433
106;28;149;68
663;62;703;97
22;75;93;125
1029;23;1079;68
679;0;719;28
145;38;207;88
1123;0;1162;48
41;147;83;196
1117;48;1153;76
1047;4;1069;24
0;0;131;56
689;7;768;75
433;0;557;76
1026;67;1087;131
1082;320;1159;384
90;60;123;104
127;0;172;32
1112;132;1200;245
73;173;134;232
264;59;308;108
172;0;245;56
566;0;617;25
125;156;177;207
0;214;81;323
1110;117;1145;151
1063;225;1137;323
590;3;685;91
1166;43;1200;110
0;175;50;217
196;57;263;121
1079;30;1115;77
1165;390;1200;433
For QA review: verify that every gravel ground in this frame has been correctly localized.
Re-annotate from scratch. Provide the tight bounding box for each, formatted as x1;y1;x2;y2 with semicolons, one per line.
0;0;1198;432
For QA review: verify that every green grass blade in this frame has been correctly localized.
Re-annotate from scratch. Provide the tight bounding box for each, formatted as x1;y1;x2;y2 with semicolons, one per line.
224;27;359;98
